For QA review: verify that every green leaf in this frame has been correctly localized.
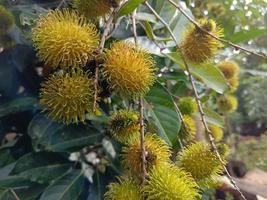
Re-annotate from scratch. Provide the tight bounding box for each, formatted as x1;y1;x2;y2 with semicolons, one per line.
194;108;224;128
225;28;267;44
0;176;34;188
28;114;104;152
145;81;181;147
10;152;71;184
0;189;15;200
0;150;14;168
166;52;228;93
0;97;38;118
88;171;106;200
143;21;155;40
40;170;84;200
135;12;157;23
14;184;46;200
117;0;145;18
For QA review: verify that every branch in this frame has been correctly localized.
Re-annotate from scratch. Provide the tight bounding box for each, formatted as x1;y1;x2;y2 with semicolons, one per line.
93;7;121;113
167;0;267;60
145;2;247;200
56;0;65;9
10;189;20;200
131;9;148;185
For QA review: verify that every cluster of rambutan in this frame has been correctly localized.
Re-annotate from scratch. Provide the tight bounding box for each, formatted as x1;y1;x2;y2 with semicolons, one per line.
32;7;155;124
31;3;232;199
216;60;240;114
178;18;241;143
105;111;227;199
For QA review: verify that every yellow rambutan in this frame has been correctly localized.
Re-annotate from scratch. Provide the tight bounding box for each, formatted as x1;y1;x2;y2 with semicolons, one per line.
207;124;224;142
217;94;238;113
40;69;94;124
180;19;224;63
103;41;156;99
32;9;99;69
228;76;240;92
0;5;15;35
178;96;197;115
72;0;121;18
108;109;140;143
144;164;199;200
177;142;224;187
217;143;230;158
105;177;143;200
179;115;196;142
122;133;170;176
217;60;240;79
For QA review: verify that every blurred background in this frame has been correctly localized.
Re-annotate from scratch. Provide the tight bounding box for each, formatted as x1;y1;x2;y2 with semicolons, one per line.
190;0;267;199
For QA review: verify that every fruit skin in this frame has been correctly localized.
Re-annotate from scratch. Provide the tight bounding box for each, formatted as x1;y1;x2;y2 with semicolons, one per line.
228;76;240;92
72;0;121;18
103;41;156;99
177;142;224;187
178;96;197;115
144;164;200;200
122;133;170;177
180;18;224;63
217;60;240;91
39;69;94;124
32;9;99;69
179;115;196;142
108;109;140;143
105;177;143;200
207;124;224;142
217;60;240;79
217;94;238;113
0;5;14;35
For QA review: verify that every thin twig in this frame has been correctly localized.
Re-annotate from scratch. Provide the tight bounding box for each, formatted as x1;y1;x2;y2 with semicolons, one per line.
145;2;247;199
93;7;121;113
10;189;20;200
132;9;148;185
56;0;65;9
166;0;267;60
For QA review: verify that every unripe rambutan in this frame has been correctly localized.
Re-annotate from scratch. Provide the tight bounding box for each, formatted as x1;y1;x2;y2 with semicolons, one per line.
207;124;224;142
122;133;170;176
177;142;224;187
105;177;143;200
40;69;94;124
178;96;197;115
217;143;230;158
179;115;196;142
180;19;223;63
72;0;121;18
217;94;238;113
32;9;99;69
144;164;199;200
0;6;14;35
103;41;156;99
217;60;240;79
108;109;140;143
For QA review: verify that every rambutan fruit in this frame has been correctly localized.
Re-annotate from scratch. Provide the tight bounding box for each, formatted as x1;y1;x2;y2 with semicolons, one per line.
32;9;99;69
180;19;223;63
103;41;156;99
39;69;94;124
